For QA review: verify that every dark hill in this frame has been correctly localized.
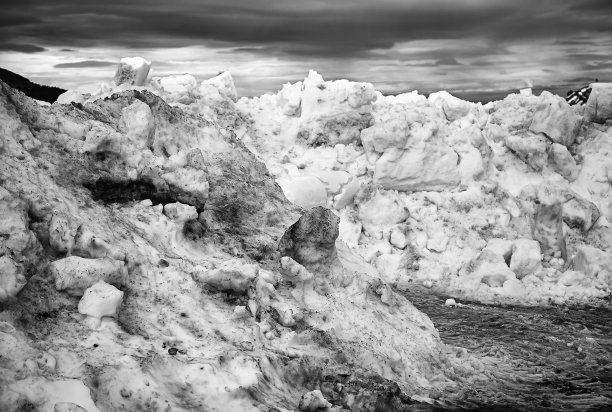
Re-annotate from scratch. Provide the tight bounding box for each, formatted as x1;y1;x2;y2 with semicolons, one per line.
0;67;66;103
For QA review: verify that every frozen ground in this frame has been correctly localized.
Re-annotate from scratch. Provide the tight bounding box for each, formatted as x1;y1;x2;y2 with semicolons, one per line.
0;60;611;411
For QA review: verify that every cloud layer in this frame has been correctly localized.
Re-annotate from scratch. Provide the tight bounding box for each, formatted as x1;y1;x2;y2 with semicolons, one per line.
1;0;611;99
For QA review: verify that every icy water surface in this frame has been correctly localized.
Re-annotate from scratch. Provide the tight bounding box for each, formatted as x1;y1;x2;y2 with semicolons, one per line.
401;287;612;411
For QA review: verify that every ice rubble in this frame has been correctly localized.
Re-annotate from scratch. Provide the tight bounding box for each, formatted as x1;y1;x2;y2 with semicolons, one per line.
235;71;612;306
2;57;612;410
0;73;509;412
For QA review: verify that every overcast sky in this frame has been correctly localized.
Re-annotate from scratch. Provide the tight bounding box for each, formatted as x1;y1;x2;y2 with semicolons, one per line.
0;0;611;100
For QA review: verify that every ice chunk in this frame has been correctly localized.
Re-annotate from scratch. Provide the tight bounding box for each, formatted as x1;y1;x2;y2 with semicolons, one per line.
195;259;259;294
298;389;332;411
338;210;362;248
201;71;237;102
114;57;151;86
50;256;127;295
573;245;612;278
563;195;600;232
163;202;198;223
548;143;578;181
0;255;27;301
584;83;612;123
372;146;460;192
78;280;124;319
529;91;582;147
152;74;198;103
358;190;409;226
505;132;549;171
277;176;327;209
469;249;517;287
510;238;542;279
120;99;155;147
277;81;302;116
483;238;514;262
429;91;474;122
390;226;408;249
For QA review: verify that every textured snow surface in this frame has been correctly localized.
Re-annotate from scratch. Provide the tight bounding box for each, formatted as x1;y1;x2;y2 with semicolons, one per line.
1;60;612;411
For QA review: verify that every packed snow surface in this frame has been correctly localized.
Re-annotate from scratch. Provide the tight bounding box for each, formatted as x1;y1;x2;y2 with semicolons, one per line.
2;59;612;411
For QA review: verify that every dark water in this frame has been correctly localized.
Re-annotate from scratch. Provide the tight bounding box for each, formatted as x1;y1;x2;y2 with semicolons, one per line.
401;287;612;411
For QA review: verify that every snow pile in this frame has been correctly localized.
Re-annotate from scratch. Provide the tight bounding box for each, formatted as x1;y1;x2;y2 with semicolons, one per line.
47;63;612;306
237;71;612;306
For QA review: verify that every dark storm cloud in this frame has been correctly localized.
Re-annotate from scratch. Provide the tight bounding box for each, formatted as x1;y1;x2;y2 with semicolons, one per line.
54;60;116;68
1;0;611;58
0;43;46;53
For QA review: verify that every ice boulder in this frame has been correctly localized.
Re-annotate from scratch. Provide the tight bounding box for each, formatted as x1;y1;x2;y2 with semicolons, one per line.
50;256;127;295
529;91;582;147
510;238;542;279
78;280;124;319
362;111;460;192
310;170;360;209
563;196;600;232
548;143;578;181
0;255;27;301
298;390;332;411
296;71;376;145
163;202;198;223
279;206;339;270
505;132;549;171
277;176;327;209
573;245;612;278
277;81;302;116
151;74;198;103
469;249;517;288
338;210;362;248
584;83;612;123
429;91;474;122
373;146;460;192
357;190;409;226
114;57;151;86
120;99;155;147
533;194;567;259
194;259;259;294
201;71;237;102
